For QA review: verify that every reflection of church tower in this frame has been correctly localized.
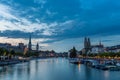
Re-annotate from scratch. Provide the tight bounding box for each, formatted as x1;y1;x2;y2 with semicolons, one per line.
28;34;32;52
36;42;39;52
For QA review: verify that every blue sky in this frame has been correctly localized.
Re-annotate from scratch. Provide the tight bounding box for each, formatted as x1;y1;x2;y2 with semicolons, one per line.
0;0;120;52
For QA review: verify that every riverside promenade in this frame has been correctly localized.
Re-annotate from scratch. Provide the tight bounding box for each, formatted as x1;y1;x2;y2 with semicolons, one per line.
0;58;30;66
69;57;120;71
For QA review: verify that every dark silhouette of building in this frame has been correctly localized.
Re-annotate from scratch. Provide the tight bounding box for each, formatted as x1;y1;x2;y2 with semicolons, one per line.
84;37;88;49
28;34;32;52
36;42;39;52
84;37;91;54
87;38;91;48
0;43;26;53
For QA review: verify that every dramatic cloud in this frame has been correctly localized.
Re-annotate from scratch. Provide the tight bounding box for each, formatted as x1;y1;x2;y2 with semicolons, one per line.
0;2;58;35
0;0;120;52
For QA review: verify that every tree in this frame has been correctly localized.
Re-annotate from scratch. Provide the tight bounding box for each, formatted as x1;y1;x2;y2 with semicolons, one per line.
10;50;15;57
69;47;77;58
0;48;4;56
50;50;55;54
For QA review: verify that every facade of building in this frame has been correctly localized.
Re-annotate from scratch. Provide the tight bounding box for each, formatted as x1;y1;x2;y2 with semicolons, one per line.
0;43;11;50
90;43;104;54
105;45;120;53
81;38;120;54
0;43;26;53
82;37;105;54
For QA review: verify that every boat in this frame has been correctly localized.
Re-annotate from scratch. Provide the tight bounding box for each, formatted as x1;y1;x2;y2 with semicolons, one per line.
69;58;81;64
94;60;120;71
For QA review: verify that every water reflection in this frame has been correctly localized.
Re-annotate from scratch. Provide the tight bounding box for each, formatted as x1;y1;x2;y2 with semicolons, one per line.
0;58;120;80
85;66;92;80
104;71;109;80
78;64;81;72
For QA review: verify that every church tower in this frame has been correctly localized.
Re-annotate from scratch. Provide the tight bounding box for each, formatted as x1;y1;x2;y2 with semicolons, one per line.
28;34;32;52
36;42;39;52
87;38;91;49
84;37;88;49
84;37;88;54
84;37;91;54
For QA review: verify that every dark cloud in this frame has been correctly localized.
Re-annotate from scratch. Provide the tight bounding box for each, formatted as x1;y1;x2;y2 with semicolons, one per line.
1;0;120;44
0;30;30;38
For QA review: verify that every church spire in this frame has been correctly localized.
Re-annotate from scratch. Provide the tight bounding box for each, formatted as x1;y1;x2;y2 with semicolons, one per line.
36;42;39;52
87;38;91;48
84;37;87;49
99;40;102;46
28;34;32;51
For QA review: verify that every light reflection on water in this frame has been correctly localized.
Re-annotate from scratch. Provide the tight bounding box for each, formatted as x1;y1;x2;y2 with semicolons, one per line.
0;58;120;80
78;64;81;72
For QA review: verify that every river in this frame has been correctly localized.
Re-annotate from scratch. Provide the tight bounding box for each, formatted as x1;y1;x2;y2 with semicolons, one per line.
0;58;120;80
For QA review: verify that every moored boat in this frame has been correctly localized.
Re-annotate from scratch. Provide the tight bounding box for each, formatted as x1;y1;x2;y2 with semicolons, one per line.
69;58;81;64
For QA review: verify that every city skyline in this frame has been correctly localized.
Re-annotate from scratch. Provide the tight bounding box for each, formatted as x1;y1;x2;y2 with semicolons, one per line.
0;0;120;52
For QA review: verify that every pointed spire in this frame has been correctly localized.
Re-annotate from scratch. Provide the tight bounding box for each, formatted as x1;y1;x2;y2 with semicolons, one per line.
87;38;91;48
84;37;87;49
99;40;102;46
28;33;32;51
36;42;39;52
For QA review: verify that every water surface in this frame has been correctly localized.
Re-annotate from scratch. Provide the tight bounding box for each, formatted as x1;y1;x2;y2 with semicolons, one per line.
0;58;120;80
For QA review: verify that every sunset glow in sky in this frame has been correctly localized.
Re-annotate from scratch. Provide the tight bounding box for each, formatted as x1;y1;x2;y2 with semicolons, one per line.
0;0;120;52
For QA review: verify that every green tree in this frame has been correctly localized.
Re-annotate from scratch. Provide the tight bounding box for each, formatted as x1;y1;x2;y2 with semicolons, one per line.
10;50;15;56
0;48;4;56
69;47;77;58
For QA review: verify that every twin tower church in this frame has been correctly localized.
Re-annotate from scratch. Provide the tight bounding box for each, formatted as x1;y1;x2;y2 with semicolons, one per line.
84;37;91;54
83;37;104;54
